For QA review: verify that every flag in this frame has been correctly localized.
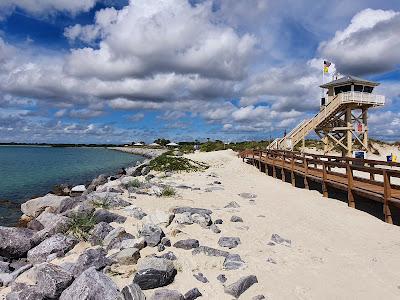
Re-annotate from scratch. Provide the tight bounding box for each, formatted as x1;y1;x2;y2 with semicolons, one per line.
323;60;331;73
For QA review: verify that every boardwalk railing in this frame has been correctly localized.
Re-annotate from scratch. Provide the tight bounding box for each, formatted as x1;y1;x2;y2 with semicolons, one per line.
239;149;400;224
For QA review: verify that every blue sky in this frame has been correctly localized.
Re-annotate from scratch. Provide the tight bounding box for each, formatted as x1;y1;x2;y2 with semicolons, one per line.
0;0;400;144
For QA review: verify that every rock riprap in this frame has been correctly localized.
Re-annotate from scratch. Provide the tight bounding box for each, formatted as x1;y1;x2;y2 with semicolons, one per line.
224;275;258;298
0;226;35;258
59;267;122;300
133;256;177;290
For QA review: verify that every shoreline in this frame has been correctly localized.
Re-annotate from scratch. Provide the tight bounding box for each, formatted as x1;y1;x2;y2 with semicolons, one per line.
108;146;168;159
1;150;400;299
0;147;158;227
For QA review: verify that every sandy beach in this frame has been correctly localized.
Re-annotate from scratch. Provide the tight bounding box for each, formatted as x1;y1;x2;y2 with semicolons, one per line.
1;149;400;299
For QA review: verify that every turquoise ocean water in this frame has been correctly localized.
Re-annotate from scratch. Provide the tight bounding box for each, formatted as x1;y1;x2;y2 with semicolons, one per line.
0;146;143;226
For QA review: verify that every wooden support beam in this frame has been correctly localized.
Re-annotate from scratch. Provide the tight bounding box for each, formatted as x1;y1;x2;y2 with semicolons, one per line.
259;151;262;172
383;170;393;224
346;107;352;157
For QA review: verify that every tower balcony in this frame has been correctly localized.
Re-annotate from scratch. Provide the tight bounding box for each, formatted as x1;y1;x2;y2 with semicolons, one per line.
339;91;385;106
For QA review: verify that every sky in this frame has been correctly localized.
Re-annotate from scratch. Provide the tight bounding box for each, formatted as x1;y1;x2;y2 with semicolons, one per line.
0;0;400;144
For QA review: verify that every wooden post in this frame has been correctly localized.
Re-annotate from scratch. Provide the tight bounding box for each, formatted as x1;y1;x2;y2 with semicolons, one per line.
322;162;328;197
369;163;375;180
259;151;262;172
303;156;309;189
281;153;286;182
383;170;393;224
347;165;355;208
252;151;255;166
291;153;295;187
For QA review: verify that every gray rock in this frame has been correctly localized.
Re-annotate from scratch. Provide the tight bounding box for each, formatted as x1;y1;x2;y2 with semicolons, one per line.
145;174;155;181
214;219;223;224
85;174;108;194
5;282;43;300
174;212;193;225
122;283;146;300
124;206;147;220
88;192;130;208
110;248;140;265
94;209;127;224
271;233;291;247
173;239;199;250
106;230;135;251
59;267;122;300
141;166;151;176
158;244;166;252
218;237;241;249
184;288;202;300
192;246;229;258
9;259;29;272
21;194;72;218
61;201;95;218
0;226;35;258
238;193;257;199
88;222;114;246
252;295;266;300
210;224;221;234
0;261;10;273
230;215;243;222
143;211;174;227
32;212;71;243
139;223;164;247
120;237;146;250
26;219;44;231
191;213;211;227
35;263;73;299
71;248;114;277
193;272;208;283
27;234;78;264
223;254;246;270
176;184;191;190
156;251;177;261
161;237;171;247
217;274;227;283
133;257;177;290
150;289;183;300
224;201;240;208
0;264;32;287
103;227;126;246
224;275;258;298
171;207;212;216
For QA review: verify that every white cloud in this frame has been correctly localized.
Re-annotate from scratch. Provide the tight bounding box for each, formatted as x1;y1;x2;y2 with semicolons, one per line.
319;8;400;75
0;0;98;19
65;0;256;80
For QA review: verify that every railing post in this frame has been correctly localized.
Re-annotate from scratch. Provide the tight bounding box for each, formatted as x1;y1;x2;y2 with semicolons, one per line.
369;163;375;180
259;150;262;172
272;154;276;178
347;165;355;208
304;157;309;190
291;153;295;187
322;162;328;197
383;170;393;224
281;153;286;182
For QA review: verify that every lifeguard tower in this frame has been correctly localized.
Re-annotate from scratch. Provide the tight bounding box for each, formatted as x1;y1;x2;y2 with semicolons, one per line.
269;75;385;157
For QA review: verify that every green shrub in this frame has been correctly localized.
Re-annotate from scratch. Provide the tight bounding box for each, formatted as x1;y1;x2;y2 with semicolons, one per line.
91;197;110;209
150;153;208;172
126;178;142;188
68;212;97;241
161;186;176;197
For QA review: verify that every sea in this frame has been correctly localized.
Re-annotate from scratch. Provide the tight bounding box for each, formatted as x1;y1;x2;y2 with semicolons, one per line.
0;146;144;226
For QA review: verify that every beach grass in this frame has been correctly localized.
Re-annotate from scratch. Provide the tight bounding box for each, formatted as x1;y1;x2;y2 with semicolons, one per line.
68;212;97;241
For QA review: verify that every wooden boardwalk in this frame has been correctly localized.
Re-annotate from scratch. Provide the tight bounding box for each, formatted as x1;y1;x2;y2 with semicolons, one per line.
239;149;400;225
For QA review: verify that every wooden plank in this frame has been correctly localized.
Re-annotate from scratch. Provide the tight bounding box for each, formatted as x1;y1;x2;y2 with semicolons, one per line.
383;170;393;224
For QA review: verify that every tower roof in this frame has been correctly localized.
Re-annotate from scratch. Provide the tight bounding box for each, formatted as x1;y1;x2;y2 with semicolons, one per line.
320;75;380;89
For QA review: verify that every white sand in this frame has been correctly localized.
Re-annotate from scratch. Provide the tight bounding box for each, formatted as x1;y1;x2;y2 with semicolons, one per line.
3;149;400;299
